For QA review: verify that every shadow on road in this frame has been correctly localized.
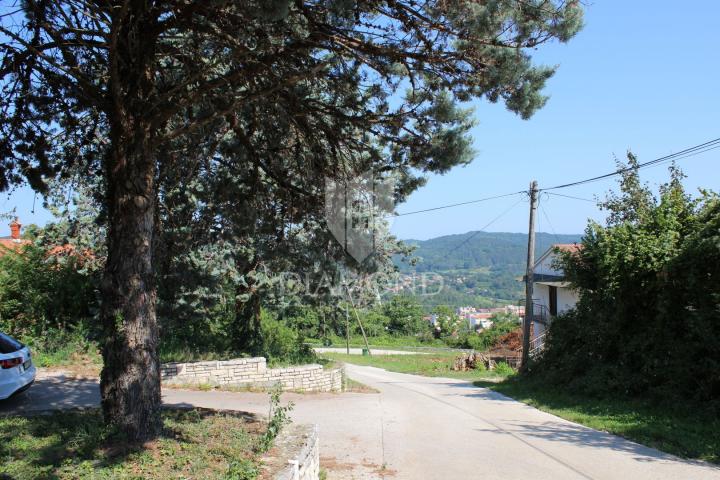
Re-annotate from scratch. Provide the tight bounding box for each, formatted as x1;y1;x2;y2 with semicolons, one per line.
473;419;720;470
0;375;100;415
436;380;720;470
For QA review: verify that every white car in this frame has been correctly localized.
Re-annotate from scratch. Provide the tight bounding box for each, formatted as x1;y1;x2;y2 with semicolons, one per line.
0;332;36;400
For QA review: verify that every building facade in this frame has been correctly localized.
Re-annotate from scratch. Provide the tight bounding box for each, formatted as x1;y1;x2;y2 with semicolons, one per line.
530;244;581;341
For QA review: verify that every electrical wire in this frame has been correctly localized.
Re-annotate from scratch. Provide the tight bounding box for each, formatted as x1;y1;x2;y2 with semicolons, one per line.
540;138;720;192
390;191;525;217
390;137;719;218
546;192;596;203
539;200;562;245
441;194;525;258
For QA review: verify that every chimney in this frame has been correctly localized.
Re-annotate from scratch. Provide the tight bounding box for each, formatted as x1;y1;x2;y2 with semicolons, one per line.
9;217;21;242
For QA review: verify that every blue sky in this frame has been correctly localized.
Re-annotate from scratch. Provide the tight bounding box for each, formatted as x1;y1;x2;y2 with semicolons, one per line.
391;0;720;239
2;1;719;240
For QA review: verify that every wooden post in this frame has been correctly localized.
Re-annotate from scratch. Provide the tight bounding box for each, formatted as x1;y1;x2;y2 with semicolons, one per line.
345;302;350;355
522;181;539;370
344;283;372;357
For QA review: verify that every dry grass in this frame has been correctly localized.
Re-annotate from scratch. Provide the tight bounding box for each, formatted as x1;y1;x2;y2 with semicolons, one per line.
343;377;379;393
39;351;102;379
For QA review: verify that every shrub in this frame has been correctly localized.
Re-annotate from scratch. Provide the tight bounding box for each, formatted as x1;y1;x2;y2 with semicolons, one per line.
494;361;515;377
536;161;720;411
449;321;519;351
358;310;390;337
226;459;259;480
257;385;293;453
0;244;97;338
260;312;316;366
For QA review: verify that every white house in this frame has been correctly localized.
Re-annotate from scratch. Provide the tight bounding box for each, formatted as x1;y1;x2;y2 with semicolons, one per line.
529;244;581;343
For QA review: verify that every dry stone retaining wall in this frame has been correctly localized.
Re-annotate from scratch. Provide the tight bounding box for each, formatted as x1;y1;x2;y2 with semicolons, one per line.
270;424;320;480
160;357;342;392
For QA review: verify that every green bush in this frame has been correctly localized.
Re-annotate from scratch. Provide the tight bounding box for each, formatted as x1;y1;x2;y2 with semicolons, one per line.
382;296;425;335
536;161;720;412
449;321;519;351
358;310;390;337
0;244;97;338
226;459;259;480
260;312;316;366
493;361;515;376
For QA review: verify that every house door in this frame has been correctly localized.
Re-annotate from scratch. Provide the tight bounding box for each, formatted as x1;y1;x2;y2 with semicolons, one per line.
549;286;558;316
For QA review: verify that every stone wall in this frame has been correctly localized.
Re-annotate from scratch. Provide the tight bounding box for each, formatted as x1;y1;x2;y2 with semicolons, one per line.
160;357;342;393
268;424;320;480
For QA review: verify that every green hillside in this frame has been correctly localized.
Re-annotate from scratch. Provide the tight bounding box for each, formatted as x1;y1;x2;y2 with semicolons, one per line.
399;231;582;273
393;231;582;308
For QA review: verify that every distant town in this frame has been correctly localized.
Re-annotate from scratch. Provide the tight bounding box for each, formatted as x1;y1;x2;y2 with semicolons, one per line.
426;305;524;330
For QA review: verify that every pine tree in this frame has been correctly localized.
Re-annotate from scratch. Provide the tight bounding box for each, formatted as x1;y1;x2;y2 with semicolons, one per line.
0;1;582;440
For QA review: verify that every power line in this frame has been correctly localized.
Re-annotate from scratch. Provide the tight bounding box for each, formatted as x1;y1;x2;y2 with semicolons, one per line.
546;192;596;203
442;195;525;258
389;136;719;218
391;191;524;217
539;200;561;245
540;137;720;192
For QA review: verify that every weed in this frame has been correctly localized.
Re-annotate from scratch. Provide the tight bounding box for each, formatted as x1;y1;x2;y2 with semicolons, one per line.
257;384;294;453
225;458;259;480
343;377;379;393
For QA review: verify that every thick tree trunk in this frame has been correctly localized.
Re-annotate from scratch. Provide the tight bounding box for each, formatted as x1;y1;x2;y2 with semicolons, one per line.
99;1;162;443
100;139;161;442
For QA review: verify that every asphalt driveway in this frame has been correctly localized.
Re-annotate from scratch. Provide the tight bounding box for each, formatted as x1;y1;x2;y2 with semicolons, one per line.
1;367;718;480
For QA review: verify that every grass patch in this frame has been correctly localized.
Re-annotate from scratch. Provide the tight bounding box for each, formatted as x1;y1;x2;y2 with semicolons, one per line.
343;377;379;393
308;334;449;350
316;357;340;370
0;409;265;479
31;344;102;370
474;375;720;464
22;333;103;378
322;352;512;381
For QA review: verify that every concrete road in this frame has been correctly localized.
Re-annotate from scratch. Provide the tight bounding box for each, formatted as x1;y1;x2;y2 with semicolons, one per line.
339;365;720;480
1;367;719;480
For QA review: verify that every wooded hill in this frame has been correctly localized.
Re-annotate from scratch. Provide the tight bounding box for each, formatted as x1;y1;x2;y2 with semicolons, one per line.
398;231;581;272
394;232;582;306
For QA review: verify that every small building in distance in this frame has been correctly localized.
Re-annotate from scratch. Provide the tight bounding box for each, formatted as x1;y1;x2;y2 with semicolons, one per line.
457;305;524;331
528;244;581;347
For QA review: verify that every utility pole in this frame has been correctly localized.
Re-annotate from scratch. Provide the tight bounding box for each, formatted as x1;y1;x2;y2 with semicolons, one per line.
522;180;539;370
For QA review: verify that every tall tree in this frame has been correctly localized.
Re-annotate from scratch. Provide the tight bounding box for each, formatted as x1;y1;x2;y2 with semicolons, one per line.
0;1;582;440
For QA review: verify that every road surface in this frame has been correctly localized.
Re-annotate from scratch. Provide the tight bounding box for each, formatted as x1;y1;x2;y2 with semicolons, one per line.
1;367;718;479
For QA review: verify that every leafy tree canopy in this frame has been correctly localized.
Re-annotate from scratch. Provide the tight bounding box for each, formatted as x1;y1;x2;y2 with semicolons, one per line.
0;0;583;440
